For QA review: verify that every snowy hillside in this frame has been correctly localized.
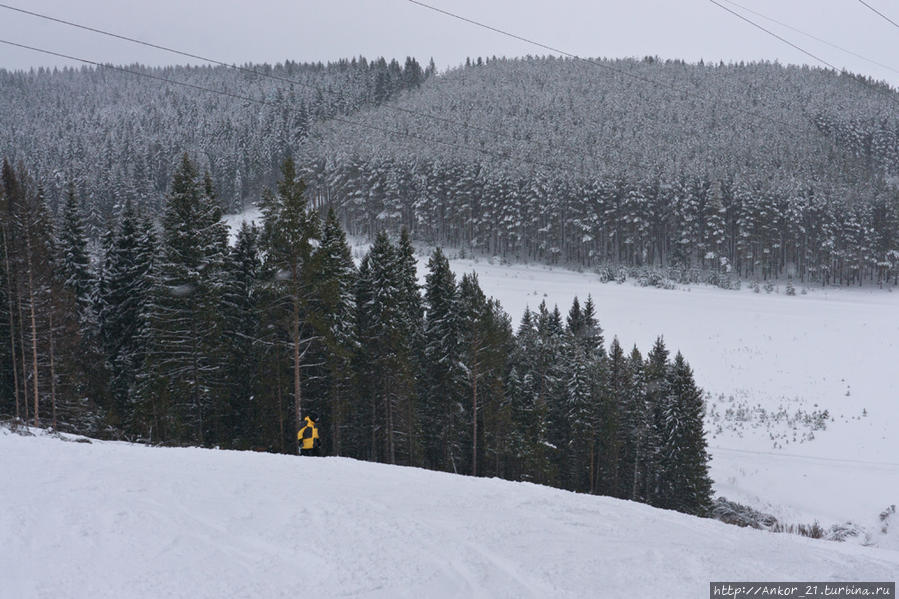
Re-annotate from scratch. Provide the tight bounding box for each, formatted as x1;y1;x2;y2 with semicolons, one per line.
435;256;899;545
2;429;898;599
222;210;899;541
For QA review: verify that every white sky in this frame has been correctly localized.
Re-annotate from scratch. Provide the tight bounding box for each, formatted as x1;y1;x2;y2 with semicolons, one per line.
0;0;897;88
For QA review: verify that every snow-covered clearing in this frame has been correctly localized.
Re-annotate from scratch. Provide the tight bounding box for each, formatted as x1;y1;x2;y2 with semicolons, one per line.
2;429;897;598
435;256;899;544
223;210;899;543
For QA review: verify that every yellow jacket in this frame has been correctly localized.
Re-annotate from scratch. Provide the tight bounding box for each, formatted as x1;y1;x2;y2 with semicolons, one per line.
297;416;319;450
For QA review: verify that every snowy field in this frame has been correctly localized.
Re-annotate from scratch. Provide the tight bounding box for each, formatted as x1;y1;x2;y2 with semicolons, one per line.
437;256;899;545
225;210;899;543
2;429;898;599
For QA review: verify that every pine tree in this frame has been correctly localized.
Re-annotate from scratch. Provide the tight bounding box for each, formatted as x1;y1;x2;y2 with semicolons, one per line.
0;159;21;422
139;154;228;444
421;247;464;472
599;337;628;497
565;320;597;492
57;182;93;317
621;345;650;501
458;271;489;476
220;222;263;449
393;228;423;464
258;156;320;445
643;336;670;506
313;208;358;456
658;352;713;515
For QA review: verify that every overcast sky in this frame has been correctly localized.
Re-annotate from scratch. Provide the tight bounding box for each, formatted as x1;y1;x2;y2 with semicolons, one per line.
1;0;897;88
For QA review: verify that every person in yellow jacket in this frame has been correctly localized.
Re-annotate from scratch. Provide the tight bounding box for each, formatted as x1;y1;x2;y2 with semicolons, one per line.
297;413;320;456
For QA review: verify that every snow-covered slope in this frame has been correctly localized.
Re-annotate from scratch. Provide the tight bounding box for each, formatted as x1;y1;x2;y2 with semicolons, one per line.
434;257;899;544
222;211;898;542
2;429;897;599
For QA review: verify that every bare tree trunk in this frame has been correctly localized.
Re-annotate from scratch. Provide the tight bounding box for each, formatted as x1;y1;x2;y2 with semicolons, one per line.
633;446;642;501
26;236;40;428
49;310;57;429
18;294;29;424
472;370;478;477
191;318;203;445
332;382;341;456
291;281;302;434
277;365;285;453
387;388;395;465
3;231;20;422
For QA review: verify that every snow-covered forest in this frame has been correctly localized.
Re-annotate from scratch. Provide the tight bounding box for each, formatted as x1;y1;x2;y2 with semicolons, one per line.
0;56;433;217
2;56;897;285
1;156;713;515
302;57;899;285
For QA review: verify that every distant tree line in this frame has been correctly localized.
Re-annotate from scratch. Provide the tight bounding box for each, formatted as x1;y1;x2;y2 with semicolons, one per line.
300;56;899;287
1;155;712;516
300;157;899;286
2;57;897;288
0;56;433;221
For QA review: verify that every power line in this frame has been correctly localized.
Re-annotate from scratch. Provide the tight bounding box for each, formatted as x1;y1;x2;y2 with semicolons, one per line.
706;0;840;71
0;38;582;177
707;0;899;105
721;0;899;77
857;0;899;29
710;445;899;468
0;2;585;171
405;0;806;131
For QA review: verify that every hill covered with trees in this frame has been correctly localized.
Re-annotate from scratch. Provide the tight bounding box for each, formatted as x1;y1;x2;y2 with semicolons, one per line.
0;56;432;224
1;55;897;286
302;57;899;286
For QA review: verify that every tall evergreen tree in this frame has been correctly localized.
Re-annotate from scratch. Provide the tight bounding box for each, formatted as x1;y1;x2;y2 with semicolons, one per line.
643;336;670;506
258;156;320;442
220;222;263;449
622;346;650;501
57;182;93;317
313;208;358;457
658;352;713;515
139;155;228;444
421;247;464;472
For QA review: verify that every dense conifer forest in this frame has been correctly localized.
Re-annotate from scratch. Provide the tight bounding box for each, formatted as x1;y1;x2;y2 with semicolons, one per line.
2;56;897;285
1;156;713;515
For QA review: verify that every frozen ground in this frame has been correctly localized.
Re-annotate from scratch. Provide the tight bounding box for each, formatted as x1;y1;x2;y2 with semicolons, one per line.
224;210;899;542
2;428;897;599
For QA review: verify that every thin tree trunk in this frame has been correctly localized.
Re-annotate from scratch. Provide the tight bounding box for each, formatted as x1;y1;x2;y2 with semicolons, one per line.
191;316;203;445
472;370;478;477
49;310;57;429
26;235;40;428
387;384;395;465
18;294;29;424
277;365;284;453
292;279;302;433
632;445;640;501
3;231;20;422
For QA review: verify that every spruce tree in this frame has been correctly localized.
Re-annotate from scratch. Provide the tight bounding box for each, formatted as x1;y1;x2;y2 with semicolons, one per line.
139;155;228;444
623;346;650;501
421;247;464;472
314;208;358;456
599;337;628;497
258;156;320;444
458;272;489;475
659;352;714;515
57;182;93;319
220;222;263;449
643;336;670;506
